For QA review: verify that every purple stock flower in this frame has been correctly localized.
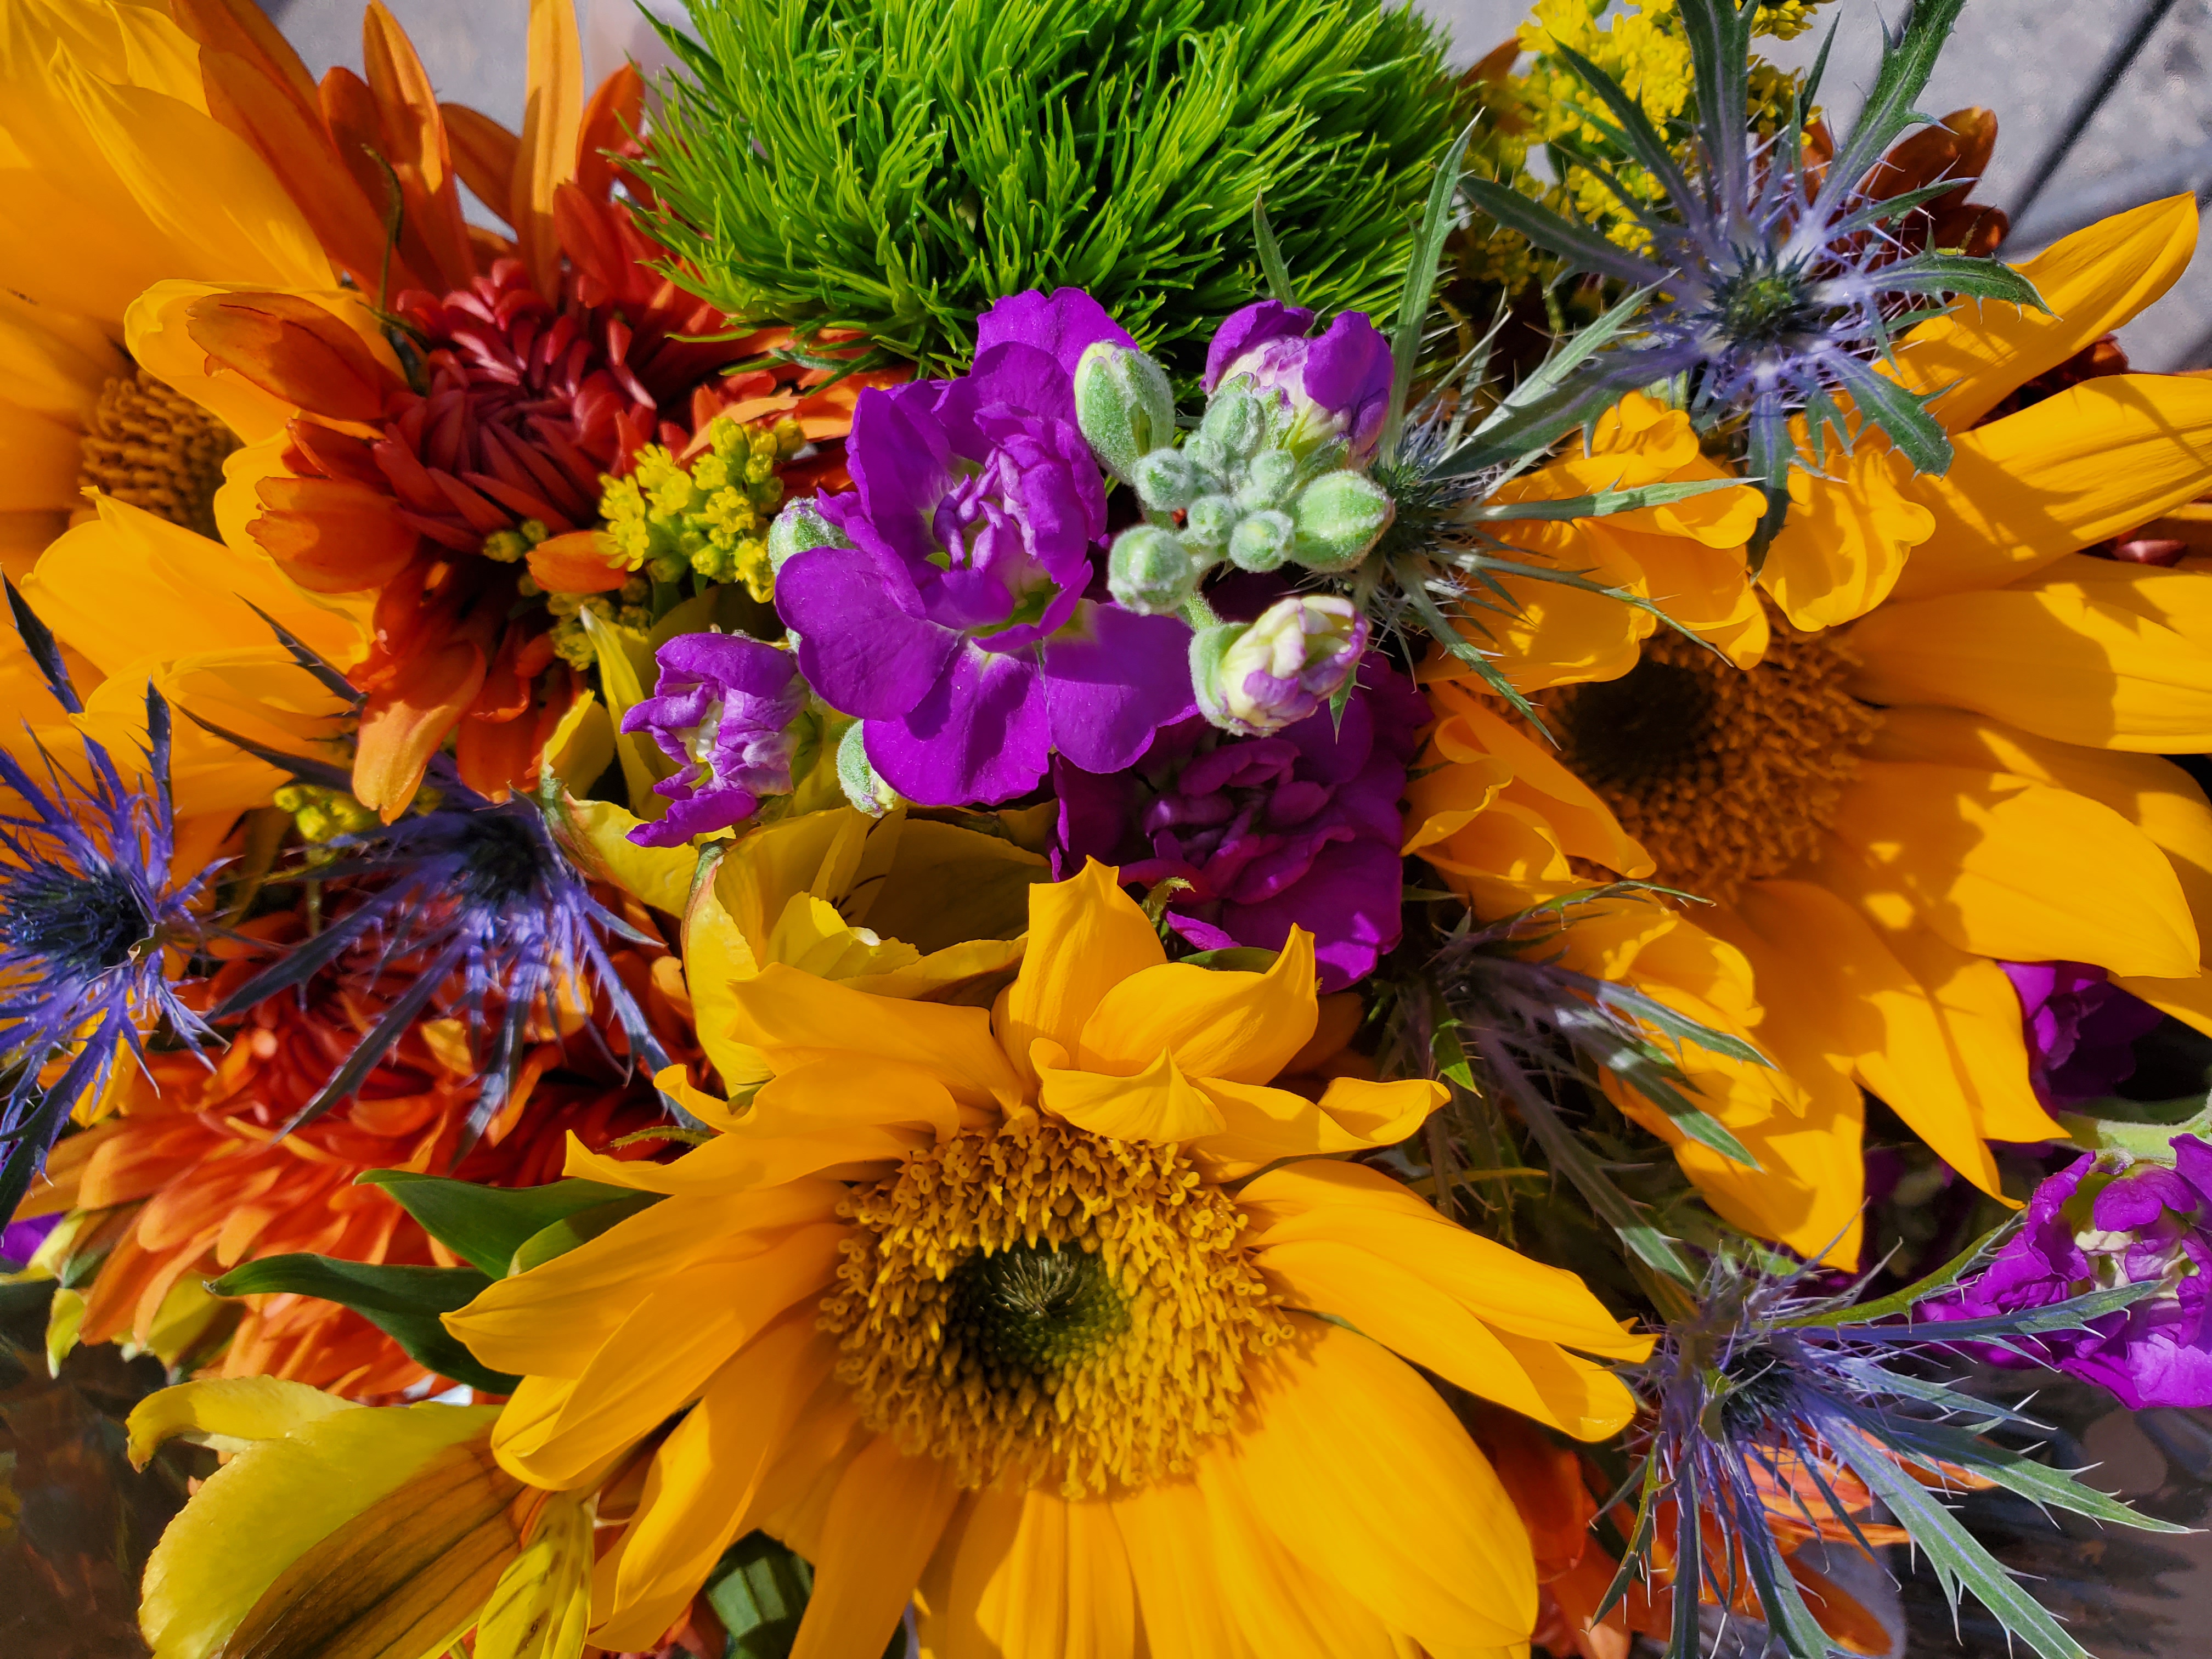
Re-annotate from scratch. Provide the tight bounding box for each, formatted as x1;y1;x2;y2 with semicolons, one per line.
2001;960;2164;1107
776;290;1195;807
1924;1135;2212;1408
620;633;805;848
1202;301;1394;461
1051;651;1426;991
2;1210;58;1266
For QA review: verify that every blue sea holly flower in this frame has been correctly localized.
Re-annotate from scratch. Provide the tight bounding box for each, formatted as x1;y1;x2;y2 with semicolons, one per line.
0;623;216;1219
1465;0;2042;552
213;767;675;1143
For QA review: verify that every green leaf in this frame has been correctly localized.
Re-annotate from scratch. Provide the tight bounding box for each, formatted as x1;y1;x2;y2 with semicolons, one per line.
1824;1279;2164;1346
509;1195;667;1276
1438;375;1630;479
1383;117;1479;458
1780;1222;2012;1328
2057;1102;2212;1159
356;1171;651;1277
1460;178;1662;285
1465;475;1745;524
1825;1409;2096;1659
1820;0;1972;206
1590;980;1768;1068
1544;40;1696;211
1869;1410;2193;1536
1251;194;1295;306
1826;353;1954;475
207;1255;517;1395
1867;252;2047;310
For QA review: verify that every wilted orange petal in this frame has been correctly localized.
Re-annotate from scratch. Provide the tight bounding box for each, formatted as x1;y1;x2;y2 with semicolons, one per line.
187;291;397;422
576;64;644;202
442;102;521;230
355;636;488;815
363;1;477;293
527;528;627;593
252;475;421;591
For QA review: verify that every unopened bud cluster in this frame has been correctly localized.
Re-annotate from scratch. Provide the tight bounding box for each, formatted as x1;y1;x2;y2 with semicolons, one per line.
1073;341;1395;617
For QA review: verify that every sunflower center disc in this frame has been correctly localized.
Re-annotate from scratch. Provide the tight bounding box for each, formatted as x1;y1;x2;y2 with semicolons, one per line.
823;1121;1285;1497
76;368;238;539
1539;620;1885;902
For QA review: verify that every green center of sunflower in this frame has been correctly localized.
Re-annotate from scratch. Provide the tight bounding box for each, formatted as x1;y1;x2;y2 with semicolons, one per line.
822;1121;1286;1496
76;368;238;539
947;1240;1129;1375
1536;620;1884;904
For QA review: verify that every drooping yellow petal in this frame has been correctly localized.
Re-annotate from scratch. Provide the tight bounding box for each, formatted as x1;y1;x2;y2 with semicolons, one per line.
1894;194;2199;429
726;963;1020;1108
788;1434;963;1659
444;1182;842;1380
1886;374;2212;603
999;857;1167;1085
592;1313;837;1652
1762;443;1934;630
1238;1160;1650;1361
1225;1322;1536;1654
1039;1045;1225;1142
1075;931;1318;1086
125;1375;356;1466
137;1400;497;1659
126;278;397;443
1831;761;2198;978
1187;1075;1441;1178
1257;1235;1635;1440
1848;562;2212;753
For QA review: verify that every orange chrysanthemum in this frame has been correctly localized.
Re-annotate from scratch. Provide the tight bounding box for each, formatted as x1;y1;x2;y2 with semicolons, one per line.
135;0;891;815
19;891;693;1398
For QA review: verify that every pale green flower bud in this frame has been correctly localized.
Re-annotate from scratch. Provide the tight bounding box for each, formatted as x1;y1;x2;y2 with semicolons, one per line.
1108;524;1200;613
1290;470;1395;572
1227;509;1294;573
1184;493;1240;551
768;498;845;574
837;721;901;817
1194;594;1370;736
1235;447;1298;512
1074;341;1178;486
1133;448;1206;512
1193;386;1263;472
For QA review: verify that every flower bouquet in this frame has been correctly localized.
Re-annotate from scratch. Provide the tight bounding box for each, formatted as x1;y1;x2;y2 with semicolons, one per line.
6;0;2212;1655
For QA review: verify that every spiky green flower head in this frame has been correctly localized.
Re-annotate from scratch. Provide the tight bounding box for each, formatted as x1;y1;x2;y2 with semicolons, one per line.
635;0;1470;376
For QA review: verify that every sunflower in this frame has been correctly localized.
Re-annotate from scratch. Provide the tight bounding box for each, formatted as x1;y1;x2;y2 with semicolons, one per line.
0;0;335;578
439;862;1651;1655
1407;198;2212;1262
1425;390;1767;693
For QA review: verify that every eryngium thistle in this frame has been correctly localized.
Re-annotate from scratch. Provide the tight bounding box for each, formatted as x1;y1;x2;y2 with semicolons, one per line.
1466;0;2042;552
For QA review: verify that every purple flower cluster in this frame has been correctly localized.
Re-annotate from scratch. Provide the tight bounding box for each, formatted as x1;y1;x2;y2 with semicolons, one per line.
1926;1135;2212;1409
621;633;805;848
1204;301;1393;461
777;290;1194;806
2001;960;2164;1107
1051;651;1425;991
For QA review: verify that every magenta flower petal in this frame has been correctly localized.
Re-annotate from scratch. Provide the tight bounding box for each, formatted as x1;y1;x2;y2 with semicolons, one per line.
864;644;1053;806
976;288;1137;379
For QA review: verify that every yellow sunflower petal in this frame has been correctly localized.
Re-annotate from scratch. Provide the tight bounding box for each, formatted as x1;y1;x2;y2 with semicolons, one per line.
1186;1455;1404;1659
1107;1479;1254;1659
1848;562;2212;753
1886;374;2212;603
1184;1076;1441;1178
592;1313;835;1652
125;1375;356;1466
1894;194;2199;428
1226;1322;1535;1653
1075;931;1318;1086
725;964;1020;1108
1762;444;1934;630
1258;1236;1635;1440
999;858;1167;1084
1832;761;2198;978
926;1488;1069;1659
1040;1047;1226;1142
788;1434;963;1659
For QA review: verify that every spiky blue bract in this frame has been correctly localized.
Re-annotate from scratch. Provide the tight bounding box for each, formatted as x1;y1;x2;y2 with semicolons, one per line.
1607;1246;2188;1659
213;772;675;1143
1464;0;2041;552
0;688;213;1221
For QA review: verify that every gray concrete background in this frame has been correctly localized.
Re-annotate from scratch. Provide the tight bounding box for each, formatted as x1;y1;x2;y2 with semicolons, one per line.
260;0;2212;348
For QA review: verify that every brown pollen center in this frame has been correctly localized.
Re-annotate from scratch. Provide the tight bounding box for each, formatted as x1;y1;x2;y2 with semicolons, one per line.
76;368;237;539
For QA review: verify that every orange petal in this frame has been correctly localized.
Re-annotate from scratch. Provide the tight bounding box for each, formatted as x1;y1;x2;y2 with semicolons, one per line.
527;529;628;593
512;0;583;297
362;2;477;293
441;102;520;230
354;637;487;815
187;291;398;422
251;475;421;592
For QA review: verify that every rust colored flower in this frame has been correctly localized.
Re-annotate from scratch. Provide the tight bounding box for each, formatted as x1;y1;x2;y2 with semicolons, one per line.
152;0;884;814
16;889;697;1400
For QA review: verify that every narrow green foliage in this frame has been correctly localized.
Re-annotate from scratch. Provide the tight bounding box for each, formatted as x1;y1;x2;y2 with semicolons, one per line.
639;0;1467;373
